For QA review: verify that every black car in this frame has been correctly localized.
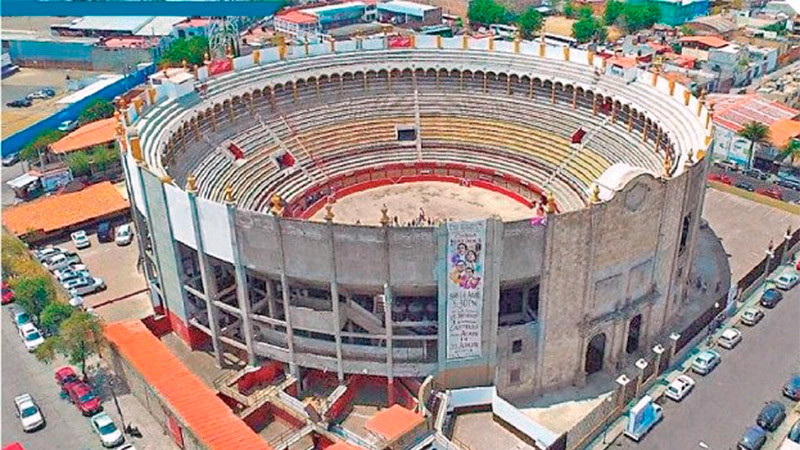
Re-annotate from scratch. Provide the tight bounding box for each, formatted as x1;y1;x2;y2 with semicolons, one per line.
97;222;113;243
744;169;768;180
738;426;767;450
784;374;800;400
735;180;755;192
760;288;783;308
778;178;800;191
756;401;786;431
6;98;32;108
787;419;800;444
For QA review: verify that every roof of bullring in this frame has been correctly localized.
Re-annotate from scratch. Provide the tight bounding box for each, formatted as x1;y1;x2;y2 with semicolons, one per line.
2;182;129;236
104;320;270;450
707;93;799;133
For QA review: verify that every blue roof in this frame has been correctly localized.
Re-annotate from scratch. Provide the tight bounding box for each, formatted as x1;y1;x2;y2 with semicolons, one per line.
377;0;437;17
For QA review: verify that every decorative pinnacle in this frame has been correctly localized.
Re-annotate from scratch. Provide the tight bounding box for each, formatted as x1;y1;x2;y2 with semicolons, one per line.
380;204;390;227
590;184;601;204
186;173;197;193
324;197;335;223
545;191;556;214
663;155;672;177
767;239;774;254
161;175;174;185
224;185;235;204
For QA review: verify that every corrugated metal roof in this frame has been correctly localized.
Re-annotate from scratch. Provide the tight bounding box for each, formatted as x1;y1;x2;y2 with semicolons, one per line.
134;17;187;37
104;321;271;450
67;16;154;33
377;0;437;16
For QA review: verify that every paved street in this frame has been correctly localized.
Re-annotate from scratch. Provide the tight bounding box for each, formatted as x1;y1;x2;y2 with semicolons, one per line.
613;281;800;450
709;166;800;204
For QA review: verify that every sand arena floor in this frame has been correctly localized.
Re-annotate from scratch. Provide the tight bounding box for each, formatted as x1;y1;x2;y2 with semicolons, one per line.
310;181;536;225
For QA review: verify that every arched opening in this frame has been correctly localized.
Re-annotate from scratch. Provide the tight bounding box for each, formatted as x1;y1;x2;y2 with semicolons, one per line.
585;333;606;375
626;314;642;354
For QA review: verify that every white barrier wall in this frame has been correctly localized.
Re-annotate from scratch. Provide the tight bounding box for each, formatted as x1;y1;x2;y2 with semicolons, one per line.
195;196;234;262
164;183;196;248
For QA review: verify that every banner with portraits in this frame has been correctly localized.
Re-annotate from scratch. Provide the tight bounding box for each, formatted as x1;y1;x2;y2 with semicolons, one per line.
446;220;486;360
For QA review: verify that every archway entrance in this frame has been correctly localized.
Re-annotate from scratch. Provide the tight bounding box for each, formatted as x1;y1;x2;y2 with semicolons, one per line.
626;314;643;354
585;333;606;375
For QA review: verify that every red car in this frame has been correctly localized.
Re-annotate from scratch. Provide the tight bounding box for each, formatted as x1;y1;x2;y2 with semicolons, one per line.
63;381;102;416
756;186;783;200
2;282;14;304
708;173;733;185
55;366;79;387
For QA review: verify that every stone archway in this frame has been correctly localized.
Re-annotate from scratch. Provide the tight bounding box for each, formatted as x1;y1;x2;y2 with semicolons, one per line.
626;314;643;354
585;333;606;375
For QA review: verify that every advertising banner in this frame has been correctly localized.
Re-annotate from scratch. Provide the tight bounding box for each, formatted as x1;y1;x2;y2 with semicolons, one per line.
446;220;486;360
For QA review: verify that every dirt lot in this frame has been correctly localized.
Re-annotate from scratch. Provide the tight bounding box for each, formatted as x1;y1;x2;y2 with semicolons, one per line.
2;67;106;137
48;224;153;322
544;16;622;42
309;181;534;225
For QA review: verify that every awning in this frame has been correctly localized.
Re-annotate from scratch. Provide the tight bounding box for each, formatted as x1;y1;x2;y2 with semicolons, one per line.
6;173;39;189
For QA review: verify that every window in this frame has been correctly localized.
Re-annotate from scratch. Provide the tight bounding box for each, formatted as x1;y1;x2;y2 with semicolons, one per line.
510;369;521;384
396;126;417;141
679;214;691;253
512;339;522;353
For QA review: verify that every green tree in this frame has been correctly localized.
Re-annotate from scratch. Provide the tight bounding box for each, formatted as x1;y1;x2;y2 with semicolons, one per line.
40;302;75;335
617;3;661;32
78;99;115;124
563;0;575;18
468;0;509;25
10;276;55;321
679;24;696;36
737;121;770;169
19;130;65;163
66;151;92;177
159;36;210;68
91;146;119;172
516;7;544;39
780;139;800;165
576;5;593;19
35;311;104;379
573;15;607;43
604;0;625;25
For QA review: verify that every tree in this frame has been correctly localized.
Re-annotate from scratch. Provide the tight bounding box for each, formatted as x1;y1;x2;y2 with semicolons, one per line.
40;302;74;335
737;121;770;169
576;5;593;20
468;0;509;25
35;311;104;379
573;15;607;43
66;151;92;177
10;276;55;321
19;130;65;163
679;24;696;36
91;146;119;172
516;7;544;39
617;3;661;32
604;0;625;25
563;0;575;18
781;139;800;165
159;36;210;68
78;99;115;124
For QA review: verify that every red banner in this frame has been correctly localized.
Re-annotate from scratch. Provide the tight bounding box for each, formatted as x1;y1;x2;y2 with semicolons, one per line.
166;414;185;448
228;143;244;160
388;35;412;48
208;59;233;76
571;128;586;144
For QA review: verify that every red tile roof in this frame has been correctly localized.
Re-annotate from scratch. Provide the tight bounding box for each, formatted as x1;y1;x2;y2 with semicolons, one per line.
104;320;270;450
364;405;424;442
50;118;117;154
277;10;318;25
608;56;638;69
769;118;800;148
708;94;799;133
2;182;129;236
680;35;730;48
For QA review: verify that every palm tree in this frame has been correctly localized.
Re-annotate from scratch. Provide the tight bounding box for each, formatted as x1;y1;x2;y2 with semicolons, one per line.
737;121;770;170
780;139;800;166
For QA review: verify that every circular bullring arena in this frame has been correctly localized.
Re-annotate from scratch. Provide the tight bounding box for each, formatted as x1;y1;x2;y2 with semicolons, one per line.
121;37;712;399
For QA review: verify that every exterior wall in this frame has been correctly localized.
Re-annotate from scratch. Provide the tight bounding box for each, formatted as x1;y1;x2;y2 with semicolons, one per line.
414;0;468;18
5;38;155;71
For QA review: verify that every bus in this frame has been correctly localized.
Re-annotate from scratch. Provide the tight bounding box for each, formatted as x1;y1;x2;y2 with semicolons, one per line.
489;24;518;39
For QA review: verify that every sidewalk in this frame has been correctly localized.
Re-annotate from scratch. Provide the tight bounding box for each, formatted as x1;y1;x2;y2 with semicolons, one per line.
586;261;793;450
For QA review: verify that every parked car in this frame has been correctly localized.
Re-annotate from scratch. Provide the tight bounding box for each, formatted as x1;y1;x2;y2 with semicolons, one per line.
59;270;92;287
778;178;800;191
69;295;84;308
55;264;88;281
55;366;79;388
63;381;102;416
57;120;78;132
756;186;783;200
784;374;800;401
738;426;768;450
26;88;55;100
774;271;799;290
784;419;800;444
97;222;114;243
664;374;695;401
6;98;32;108
34;246;65;262
70;230;90;249
2;153;20;166
18;323;44;352
717;328;742;349
757;401;786;432
2;282;14;305
716;160;740;171
740;307;764;326
709;173;733;185
691;350;721;375
13;310;31;329
66;277;105;296
744;168;768;180
43;252;81;272
760;288;784;308
735;180;755;192
90;412;125;448
13;394;45;432
115;224;133;246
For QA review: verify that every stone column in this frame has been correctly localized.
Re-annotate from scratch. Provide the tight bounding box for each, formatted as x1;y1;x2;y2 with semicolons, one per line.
782;227;793;263
652;344;666;376
668;332;681;361
326;208;345;382
187;176;224;367
615;374;631;410
275;215;299;381
634;358;649;396
225;188;257;366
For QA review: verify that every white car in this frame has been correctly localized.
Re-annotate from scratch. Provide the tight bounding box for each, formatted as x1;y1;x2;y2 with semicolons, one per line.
55;264;88;281
14;394;45;432
740;307;764;326
66;277;105;296
717;328;742;349
33;246;65;262
115;224;133;246
90;412;125;448
692;350;721;375
664;374;696;401
69;295;85;308
71;230;91;249
58;120;78;132
775;271;799;290
18;323;44;352
44;253;81;272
